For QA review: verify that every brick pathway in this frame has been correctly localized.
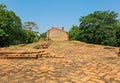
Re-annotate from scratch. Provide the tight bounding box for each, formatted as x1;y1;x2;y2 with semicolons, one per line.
0;42;120;83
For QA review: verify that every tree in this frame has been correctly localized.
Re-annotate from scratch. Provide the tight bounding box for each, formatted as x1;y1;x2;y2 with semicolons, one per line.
115;23;120;46
68;10;119;46
0;4;6;10
23;21;39;43
0;4;22;46
78;11;119;46
0;4;40;47
39;32;47;39
0;29;9;47
23;22;38;31
68;25;80;40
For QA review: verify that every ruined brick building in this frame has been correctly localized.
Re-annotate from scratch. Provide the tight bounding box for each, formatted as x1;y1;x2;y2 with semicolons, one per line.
47;27;69;41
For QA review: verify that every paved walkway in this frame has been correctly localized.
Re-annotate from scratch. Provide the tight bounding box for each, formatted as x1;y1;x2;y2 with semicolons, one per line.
0;42;120;83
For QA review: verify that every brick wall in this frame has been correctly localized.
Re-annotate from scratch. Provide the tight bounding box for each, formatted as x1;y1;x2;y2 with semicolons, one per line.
47;27;69;41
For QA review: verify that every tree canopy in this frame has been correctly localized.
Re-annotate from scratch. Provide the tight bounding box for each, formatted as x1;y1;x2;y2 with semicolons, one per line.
0;4;22;46
69;10;120;46
68;25;80;40
0;4;40;47
39;32;47;39
23;22;38;31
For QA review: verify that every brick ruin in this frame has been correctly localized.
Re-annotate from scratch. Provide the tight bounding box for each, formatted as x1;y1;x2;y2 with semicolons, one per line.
47;27;69;41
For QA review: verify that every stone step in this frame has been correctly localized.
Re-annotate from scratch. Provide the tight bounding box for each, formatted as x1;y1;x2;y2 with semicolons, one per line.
0;54;38;59
0;49;63;59
0;50;45;54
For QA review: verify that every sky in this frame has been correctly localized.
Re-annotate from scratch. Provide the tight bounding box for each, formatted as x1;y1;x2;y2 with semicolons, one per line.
0;0;120;33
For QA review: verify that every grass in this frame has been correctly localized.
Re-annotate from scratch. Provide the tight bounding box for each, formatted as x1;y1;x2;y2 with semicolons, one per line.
8;40;48;49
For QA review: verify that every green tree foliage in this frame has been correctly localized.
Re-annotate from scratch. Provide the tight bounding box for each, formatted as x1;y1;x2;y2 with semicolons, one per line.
0;4;40;47
0;4;22;46
68;25;80;40
69;10;120;46
0;29;9;47
39;32;47;39
23;21;39;43
115;23;120;46
22;30;39;43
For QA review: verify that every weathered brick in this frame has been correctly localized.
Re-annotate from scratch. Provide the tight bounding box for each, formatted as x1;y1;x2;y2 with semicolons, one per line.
81;76;91;82
91;78;105;83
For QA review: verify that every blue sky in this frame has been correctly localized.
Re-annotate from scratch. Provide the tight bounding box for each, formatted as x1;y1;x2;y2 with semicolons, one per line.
0;0;120;33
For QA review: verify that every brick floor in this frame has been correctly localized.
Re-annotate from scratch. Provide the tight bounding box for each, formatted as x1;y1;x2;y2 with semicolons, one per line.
0;41;120;83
